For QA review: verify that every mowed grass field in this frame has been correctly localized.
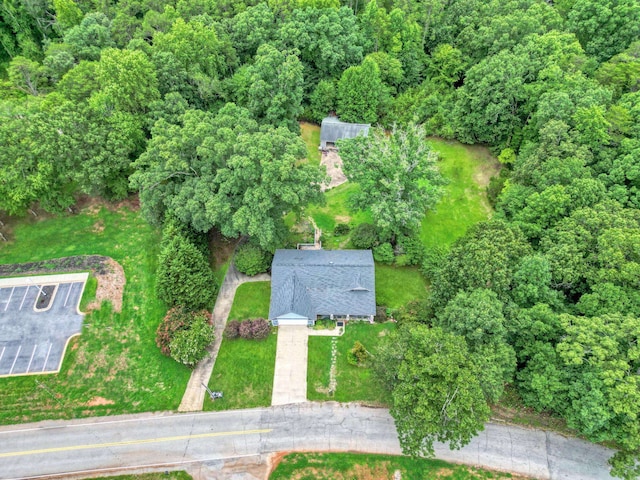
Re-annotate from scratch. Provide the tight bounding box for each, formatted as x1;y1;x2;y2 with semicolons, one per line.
375;264;428;309
307;322;394;404
270;452;521;479
204;281;276;411
421;139;499;251
300;122;321;166
0;204;191;424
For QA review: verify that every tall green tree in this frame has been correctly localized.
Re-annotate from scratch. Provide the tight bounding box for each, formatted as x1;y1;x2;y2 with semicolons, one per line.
437;288;515;403
131;103;325;249
566;0;640;63
337;123;444;243
93;47;160;115
336;56;384;123
245;44;304;132
276;7;365;86
156;234;218;310
63;12;114;61
382;324;491;457
52;0;83;32
430;220;531;312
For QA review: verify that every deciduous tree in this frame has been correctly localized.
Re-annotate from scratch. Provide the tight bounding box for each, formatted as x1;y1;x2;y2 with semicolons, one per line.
337;123;444;242
131;103;325;249
387;325;491;457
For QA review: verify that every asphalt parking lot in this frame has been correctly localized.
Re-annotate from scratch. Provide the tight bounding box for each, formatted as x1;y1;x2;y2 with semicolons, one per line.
0;273;88;377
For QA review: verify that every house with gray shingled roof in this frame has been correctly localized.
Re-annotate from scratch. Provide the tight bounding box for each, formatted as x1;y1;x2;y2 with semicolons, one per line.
319;116;370;150
269;249;376;326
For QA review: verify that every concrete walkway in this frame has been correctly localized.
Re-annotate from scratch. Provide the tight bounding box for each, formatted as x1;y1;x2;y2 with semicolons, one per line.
271;326;309;405
178;263;270;412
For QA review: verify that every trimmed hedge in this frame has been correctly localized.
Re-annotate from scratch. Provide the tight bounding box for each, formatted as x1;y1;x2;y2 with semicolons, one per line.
225;318;271;340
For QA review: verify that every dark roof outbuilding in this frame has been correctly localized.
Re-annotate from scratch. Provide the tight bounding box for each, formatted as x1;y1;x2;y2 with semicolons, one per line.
319;116;370;149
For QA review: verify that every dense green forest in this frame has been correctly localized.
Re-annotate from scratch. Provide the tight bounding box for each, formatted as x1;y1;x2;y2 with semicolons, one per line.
1;0;640;477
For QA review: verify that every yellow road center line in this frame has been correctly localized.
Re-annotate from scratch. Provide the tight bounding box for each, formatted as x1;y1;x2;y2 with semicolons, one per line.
0;428;272;458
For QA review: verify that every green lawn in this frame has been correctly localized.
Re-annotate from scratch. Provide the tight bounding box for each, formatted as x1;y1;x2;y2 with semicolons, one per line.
300;121;321;166
307;322;394;404
298;137;496;254
306;183;372;249
79;273;98;311
0;205;191;424
204;281;276;411
421;139;499;251
270;452;519;479
228;281;271;320
375;264;429;309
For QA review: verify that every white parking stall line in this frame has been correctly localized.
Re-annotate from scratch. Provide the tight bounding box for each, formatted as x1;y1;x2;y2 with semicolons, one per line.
9;345;21;375
4;287;15;311
0;346;5;364
26;345;37;373
19;286;29;310
42;343;53;372
64;283;72;307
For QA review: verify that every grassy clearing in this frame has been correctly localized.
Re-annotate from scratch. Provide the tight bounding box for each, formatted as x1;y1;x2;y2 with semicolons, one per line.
375;264;429;309
204;281;276;411
421;139;499;251
307;322;394;404
228;281;271;320
298;137;496;255
307;183;372;249
270;452;521;479
300;122;321;166
0;204;191;424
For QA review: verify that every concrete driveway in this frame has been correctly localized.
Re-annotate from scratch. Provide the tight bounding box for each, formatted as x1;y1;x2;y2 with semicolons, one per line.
271;326;309;405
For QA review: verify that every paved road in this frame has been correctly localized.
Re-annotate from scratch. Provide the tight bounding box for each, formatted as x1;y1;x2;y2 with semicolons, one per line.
0;403;614;480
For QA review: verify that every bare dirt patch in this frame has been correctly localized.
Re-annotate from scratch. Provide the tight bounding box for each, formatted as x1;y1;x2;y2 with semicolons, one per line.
92;220;105;233
269;451;289;473
334;215;351;223
86;396;115;406
105;349;129;381
87;257;125;313
346;461;392;479
75;194;140;214
112;195;140;211
466;145;501;188
435;467;455;478
321;149;348;191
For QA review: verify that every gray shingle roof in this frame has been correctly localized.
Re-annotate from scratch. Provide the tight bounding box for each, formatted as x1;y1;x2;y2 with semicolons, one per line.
269;249;376;320
320;117;370;149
